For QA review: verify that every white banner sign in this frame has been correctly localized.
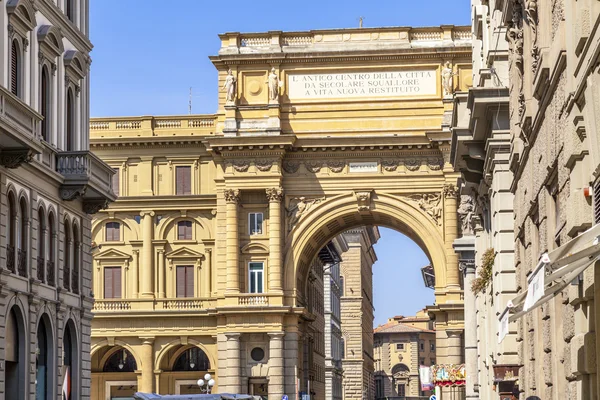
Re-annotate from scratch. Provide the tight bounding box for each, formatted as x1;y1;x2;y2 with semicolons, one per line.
524;263;545;311
288;70;437;99
349;162;378;173
498;310;509;343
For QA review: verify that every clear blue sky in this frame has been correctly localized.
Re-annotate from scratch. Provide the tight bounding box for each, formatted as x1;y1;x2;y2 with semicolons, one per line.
89;0;470;116
89;1;468;326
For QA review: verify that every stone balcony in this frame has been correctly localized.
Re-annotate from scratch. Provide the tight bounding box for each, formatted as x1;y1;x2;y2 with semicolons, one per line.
218;25;472;55
92;298;217;313
89;115;217;139
56;151;117;214
0;85;44;168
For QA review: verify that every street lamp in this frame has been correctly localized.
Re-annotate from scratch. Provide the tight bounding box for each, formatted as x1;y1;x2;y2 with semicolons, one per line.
197;373;216;393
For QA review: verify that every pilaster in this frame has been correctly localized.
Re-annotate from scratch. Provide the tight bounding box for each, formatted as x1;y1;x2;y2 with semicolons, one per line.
266;187;284;293
224;189;240;294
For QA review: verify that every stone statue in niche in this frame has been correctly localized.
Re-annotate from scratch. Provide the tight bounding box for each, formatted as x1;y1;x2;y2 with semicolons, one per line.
441;61;456;97
286;196;325;231
457;194;475;236
222;69;237;103
267;67;283;102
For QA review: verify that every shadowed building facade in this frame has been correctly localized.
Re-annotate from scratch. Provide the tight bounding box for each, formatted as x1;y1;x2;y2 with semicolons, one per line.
89;25;472;400
0;0;115;399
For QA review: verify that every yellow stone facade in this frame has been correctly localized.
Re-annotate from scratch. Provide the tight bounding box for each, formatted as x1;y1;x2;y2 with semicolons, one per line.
89;26;472;399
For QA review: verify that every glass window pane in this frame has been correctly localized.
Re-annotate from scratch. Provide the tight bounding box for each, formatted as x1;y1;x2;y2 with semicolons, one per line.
257;271;263;293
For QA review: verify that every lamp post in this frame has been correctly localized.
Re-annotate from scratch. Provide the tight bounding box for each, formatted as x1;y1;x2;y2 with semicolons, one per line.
197;373;216;394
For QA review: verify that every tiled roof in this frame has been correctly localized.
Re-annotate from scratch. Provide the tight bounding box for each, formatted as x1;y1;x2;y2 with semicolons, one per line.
374;322;435;334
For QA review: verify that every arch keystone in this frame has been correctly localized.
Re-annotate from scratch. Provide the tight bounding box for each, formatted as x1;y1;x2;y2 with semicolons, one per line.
354;190;373;211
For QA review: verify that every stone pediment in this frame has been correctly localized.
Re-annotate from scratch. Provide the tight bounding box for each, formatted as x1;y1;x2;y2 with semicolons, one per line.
241;242;269;254
165;247;205;261
94;248;132;262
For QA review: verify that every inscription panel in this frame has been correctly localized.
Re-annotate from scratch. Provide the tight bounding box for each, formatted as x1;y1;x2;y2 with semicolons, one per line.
288;69;437;99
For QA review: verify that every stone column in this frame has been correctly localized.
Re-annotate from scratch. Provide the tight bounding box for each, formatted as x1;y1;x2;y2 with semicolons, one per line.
225;332;241;393
462;260;478;400
157;249;165;298
443;184;460;288
266;188;284;293
224;190;240;294
140;337;155;393
132;249;139;298
268;332;285;400
140;211;155;298
284;331;300;397
445;330;463;364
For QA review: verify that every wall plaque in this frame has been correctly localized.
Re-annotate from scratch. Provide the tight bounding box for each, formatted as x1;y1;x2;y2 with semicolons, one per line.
349;162;378;173
288;69;437;99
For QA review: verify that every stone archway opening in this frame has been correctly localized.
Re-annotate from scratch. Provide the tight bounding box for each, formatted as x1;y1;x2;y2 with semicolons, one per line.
283;190;464;400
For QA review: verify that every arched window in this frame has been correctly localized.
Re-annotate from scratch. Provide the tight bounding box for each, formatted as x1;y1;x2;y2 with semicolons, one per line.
63;220;71;290
37;208;46;283
11;40;20;97
48;213;56;286
172;347;211;371
18;198;28;277
41;67;50;141
63;321;78;399
103;348;137;373
66;89;74;151
72;224;80;294
6;306;26;400
36;316;54;400
7;193;17;273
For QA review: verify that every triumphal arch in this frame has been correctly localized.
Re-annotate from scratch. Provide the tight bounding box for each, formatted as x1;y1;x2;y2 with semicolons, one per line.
89;25;471;400
209;26;472;397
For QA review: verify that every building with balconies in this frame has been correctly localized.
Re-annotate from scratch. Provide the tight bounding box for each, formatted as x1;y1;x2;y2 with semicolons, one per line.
0;1;115;399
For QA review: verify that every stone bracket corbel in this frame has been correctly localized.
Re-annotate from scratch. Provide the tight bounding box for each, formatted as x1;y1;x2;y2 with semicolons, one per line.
354;190;373;211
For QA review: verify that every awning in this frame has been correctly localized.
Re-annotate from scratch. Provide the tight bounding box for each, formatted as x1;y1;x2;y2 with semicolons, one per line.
500;224;600;329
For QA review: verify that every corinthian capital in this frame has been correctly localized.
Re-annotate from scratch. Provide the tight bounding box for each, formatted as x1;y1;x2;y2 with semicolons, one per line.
224;189;241;204
266;187;284;202
443;184;458;199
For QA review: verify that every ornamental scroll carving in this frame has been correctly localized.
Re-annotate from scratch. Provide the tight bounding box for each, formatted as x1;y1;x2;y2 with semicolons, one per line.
266;187;284;202
428;158;444;171
405;158;421;172
327;160;345;173
405;194;442;225
354;190;373;211
306;160;323;173
282;161;300;174
443;184;458;199
286;196;325;232
525;0;539;73
232;160;249;172
224;189;241;204
255;159;274;172
382;159;399;171
508;0;525;121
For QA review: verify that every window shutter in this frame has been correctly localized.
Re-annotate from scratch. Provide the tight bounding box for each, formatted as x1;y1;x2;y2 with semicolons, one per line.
176;167;191;195
106;224;113;242
113;267;122;299
186;266;194;297
67;91;73;151
178;222;184;240
112;168;120;197
104;268;113;299
114;223;120;241
176;266;186;297
185;221;192;240
11;41;18;96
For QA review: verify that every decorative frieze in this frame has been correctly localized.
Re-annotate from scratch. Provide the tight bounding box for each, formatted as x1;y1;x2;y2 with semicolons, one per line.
404;193;443;225
280;158;445;174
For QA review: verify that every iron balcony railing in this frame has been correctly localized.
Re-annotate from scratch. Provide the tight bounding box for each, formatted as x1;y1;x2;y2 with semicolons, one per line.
6;244;15;273
37;256;45;282
46;260;55;286
17;249;27;277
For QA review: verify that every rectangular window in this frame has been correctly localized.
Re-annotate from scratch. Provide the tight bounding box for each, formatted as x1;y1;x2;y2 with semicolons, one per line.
431;359;436;366
420;341;425;351
112;168;120;197
176;166;192;195
397;384;405;397
248;212;263;235
104;267;122;299
430;342;435;351
249;262;264;293
177;221;193;240
176;265;194;298
105;222;120;242
396;343;404;351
